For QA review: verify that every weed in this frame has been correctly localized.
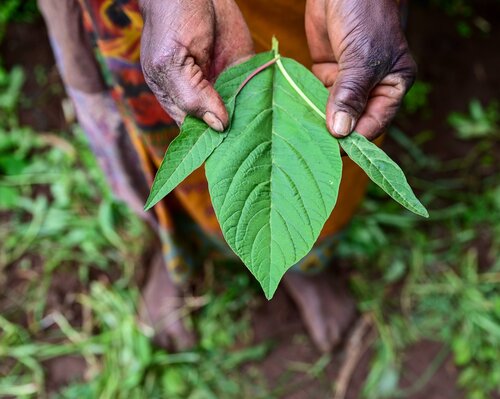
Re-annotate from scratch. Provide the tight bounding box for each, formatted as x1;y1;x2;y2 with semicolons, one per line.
0;54;274;397
340;122;500;398
402;80;432;115
448;99;500;140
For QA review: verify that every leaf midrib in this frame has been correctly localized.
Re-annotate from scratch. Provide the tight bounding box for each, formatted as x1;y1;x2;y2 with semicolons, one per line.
265;58;328;295
267;56;279;296
276;58;326;121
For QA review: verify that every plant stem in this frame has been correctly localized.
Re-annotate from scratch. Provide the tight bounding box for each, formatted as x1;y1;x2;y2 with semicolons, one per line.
236;57;279;96
237;50;327;124
237;42;327;125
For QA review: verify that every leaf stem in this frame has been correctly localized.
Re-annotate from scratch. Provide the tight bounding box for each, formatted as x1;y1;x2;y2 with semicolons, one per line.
236;57;279;96
275;58;327;121
272;36;280;54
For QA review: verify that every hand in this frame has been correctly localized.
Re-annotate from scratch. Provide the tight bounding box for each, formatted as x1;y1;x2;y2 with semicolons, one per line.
305;0;417;140
139;0;253;131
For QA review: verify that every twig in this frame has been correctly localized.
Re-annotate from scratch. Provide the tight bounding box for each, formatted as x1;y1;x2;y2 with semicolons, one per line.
333;313;375;399
392;345;449;398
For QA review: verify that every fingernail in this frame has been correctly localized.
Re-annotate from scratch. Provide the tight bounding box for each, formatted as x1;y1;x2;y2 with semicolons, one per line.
203;111;225;132
332;111;353;137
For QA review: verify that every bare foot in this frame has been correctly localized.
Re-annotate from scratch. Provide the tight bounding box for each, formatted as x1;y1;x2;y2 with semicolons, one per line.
283;269;357;353
138;252;196;351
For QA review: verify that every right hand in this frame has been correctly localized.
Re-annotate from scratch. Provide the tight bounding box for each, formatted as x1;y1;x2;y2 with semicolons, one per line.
305;0;416;141
139;0;254;132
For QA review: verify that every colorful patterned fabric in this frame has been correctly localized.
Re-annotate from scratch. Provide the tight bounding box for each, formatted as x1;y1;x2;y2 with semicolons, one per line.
41;0;378;281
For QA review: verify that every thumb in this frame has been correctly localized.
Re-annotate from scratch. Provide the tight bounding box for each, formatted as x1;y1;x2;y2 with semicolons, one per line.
172;62;229;132
143;51;228;132
326;69;375;138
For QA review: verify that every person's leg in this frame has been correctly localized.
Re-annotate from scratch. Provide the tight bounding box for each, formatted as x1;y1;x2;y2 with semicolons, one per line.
38;0;195;350
139;250;196;351
283;269;356;353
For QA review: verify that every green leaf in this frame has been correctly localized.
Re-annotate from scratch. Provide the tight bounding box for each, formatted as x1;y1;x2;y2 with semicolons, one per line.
144;52;275;210
339;132;429;218
205;55;342;299
144;39;428;298
0;186;18;209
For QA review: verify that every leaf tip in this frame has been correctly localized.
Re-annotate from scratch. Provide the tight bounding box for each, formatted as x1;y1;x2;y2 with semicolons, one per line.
263;287;277;301
261;277;281;301
413;202;429;218
144;195;158;212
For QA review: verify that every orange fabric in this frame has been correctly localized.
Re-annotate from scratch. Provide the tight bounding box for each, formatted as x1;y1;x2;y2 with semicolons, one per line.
238;0;312;66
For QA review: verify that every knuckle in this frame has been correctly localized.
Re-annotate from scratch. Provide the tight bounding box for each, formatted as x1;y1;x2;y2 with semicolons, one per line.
333;80;368;115
181;95;202;114
343;32;417;88
391;52;418;94
343;36;392;78
143;44;188;81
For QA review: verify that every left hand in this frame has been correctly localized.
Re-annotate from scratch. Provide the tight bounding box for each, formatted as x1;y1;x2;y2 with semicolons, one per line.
305;0;417;140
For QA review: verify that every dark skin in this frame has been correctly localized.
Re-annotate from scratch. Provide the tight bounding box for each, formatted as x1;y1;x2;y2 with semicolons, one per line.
306;0;416;139
138;0;416;352
139;0;253;131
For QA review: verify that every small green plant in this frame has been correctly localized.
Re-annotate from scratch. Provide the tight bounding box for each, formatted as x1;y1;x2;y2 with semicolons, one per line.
402;80;432;114
0;63;24;126
146;39;428;299
0;0;38;40
52;280;269;399
342;126;500;399
0;59;271;398
1;279;270;399
448;99;500;140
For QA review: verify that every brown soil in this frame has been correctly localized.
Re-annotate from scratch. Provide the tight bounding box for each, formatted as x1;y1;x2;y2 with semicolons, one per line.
2;18;66;131
2;1;499;398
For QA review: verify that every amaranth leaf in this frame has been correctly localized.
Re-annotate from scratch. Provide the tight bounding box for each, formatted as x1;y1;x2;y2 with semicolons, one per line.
205;48;343;299
339;132;429;218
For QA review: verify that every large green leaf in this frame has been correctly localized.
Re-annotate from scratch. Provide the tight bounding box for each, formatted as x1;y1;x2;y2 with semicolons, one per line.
205;56;342;299
339;133;429;218
145;40;428;299
144;52;275;210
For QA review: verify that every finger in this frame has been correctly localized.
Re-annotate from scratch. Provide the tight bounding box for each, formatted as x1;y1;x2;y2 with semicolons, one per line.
326;67;378;138
305;0;333;63
311;62;340;88
354;74;410;140
143;47;228;132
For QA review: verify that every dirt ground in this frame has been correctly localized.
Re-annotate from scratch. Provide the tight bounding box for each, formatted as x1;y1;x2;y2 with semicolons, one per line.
2;1;500;397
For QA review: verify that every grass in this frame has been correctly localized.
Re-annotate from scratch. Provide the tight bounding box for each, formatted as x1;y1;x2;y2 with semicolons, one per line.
0;0;38;41
0;61;273;398
339;99;500;398
1;4;500;398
